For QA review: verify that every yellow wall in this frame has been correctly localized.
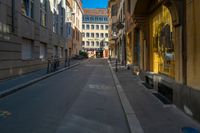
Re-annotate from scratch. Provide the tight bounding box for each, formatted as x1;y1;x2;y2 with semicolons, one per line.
186;0;200;90
126;32;133;64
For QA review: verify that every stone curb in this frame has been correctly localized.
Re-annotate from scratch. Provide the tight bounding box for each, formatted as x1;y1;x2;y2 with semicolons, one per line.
108;60;144;133
0;63;80;99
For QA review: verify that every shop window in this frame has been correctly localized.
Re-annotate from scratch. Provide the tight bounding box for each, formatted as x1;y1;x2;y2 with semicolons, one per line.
151;6;174;77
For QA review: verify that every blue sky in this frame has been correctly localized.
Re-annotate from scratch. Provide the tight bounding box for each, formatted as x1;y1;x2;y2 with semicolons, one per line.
82;0;108;8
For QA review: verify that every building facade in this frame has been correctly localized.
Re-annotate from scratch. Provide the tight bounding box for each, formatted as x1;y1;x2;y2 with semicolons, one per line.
70;0;83;57
108;0;200;122
0;0;80;79
82;8;109;58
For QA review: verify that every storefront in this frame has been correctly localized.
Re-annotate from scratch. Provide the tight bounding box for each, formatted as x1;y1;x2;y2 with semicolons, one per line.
150;5;174;78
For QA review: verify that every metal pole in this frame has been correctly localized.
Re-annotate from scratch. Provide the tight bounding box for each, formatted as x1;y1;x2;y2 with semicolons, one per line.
115;56;118;72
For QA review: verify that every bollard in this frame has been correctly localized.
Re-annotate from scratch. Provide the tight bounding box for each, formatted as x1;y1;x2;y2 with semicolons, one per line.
47;59;51;73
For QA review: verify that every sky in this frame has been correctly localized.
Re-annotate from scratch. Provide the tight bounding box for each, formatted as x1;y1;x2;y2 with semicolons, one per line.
82;0;108;9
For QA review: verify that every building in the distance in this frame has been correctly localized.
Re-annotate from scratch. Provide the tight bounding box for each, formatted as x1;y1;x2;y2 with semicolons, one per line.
82;8;109;58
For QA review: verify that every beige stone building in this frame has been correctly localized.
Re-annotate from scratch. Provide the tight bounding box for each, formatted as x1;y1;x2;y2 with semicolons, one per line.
82;8;109;58
0;0;79;79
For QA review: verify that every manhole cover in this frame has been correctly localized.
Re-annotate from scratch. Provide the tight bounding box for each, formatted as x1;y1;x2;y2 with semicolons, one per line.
182;127;199;133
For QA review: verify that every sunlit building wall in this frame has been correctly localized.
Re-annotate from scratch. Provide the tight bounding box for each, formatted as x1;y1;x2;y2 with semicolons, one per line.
0;0;71;79
121;0;200;122
82;8;109;58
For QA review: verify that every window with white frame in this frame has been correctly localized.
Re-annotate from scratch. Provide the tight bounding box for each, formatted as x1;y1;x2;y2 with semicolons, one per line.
96;25;99;30
96;33;99;38
101;33;104;38
96;41;99;47
86;41;90;46
21;39;33;60
39;43;47;60
21;0;34;18
105;33;108;38
91;41;94;46
86;33;90;37
101;25;104;30
105;25;109;30
40;0;47;27
91;33;94;38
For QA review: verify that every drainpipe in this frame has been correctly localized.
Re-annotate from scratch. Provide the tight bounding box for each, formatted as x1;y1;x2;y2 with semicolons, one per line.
11;0;15;32
182;0;187;85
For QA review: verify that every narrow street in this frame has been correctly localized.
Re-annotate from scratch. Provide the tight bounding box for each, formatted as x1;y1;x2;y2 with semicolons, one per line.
0;59;130;133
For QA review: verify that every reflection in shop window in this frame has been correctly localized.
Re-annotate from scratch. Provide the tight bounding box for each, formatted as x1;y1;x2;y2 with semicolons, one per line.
152;6;174;77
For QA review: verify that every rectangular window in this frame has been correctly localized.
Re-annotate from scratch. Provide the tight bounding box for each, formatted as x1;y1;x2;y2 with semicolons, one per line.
91;25;94;29
82;25;85;29
39;43;47;60
53;14;58;33
96;33;99;38
101;33;104;38
86;25;90;30
21;0;34;18
91;33;94;38
101;25;104;30
86;41;90;46
105;25;109;30
40;0;47;27
96;25;99;30
82;41;85;46
60;7;64;35
105;33;108;38
91;41;94;46
22;39;33;60
111;4;117;16
86;33;90;37
58;47;63;58
53;46;58;57
128;0;131;13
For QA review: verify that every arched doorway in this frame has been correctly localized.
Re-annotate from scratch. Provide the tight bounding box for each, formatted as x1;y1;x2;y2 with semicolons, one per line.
133;0;182;79
151;6;174;77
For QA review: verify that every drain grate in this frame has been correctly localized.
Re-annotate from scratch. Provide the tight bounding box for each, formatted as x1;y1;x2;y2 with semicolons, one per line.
152;92;172;105
182;127;199;133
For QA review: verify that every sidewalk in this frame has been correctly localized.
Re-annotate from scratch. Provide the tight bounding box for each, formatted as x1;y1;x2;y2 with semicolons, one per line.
109;60;200;133
0;59;82;95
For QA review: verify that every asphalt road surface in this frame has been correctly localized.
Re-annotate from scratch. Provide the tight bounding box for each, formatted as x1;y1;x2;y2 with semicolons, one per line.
0;59;130;133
